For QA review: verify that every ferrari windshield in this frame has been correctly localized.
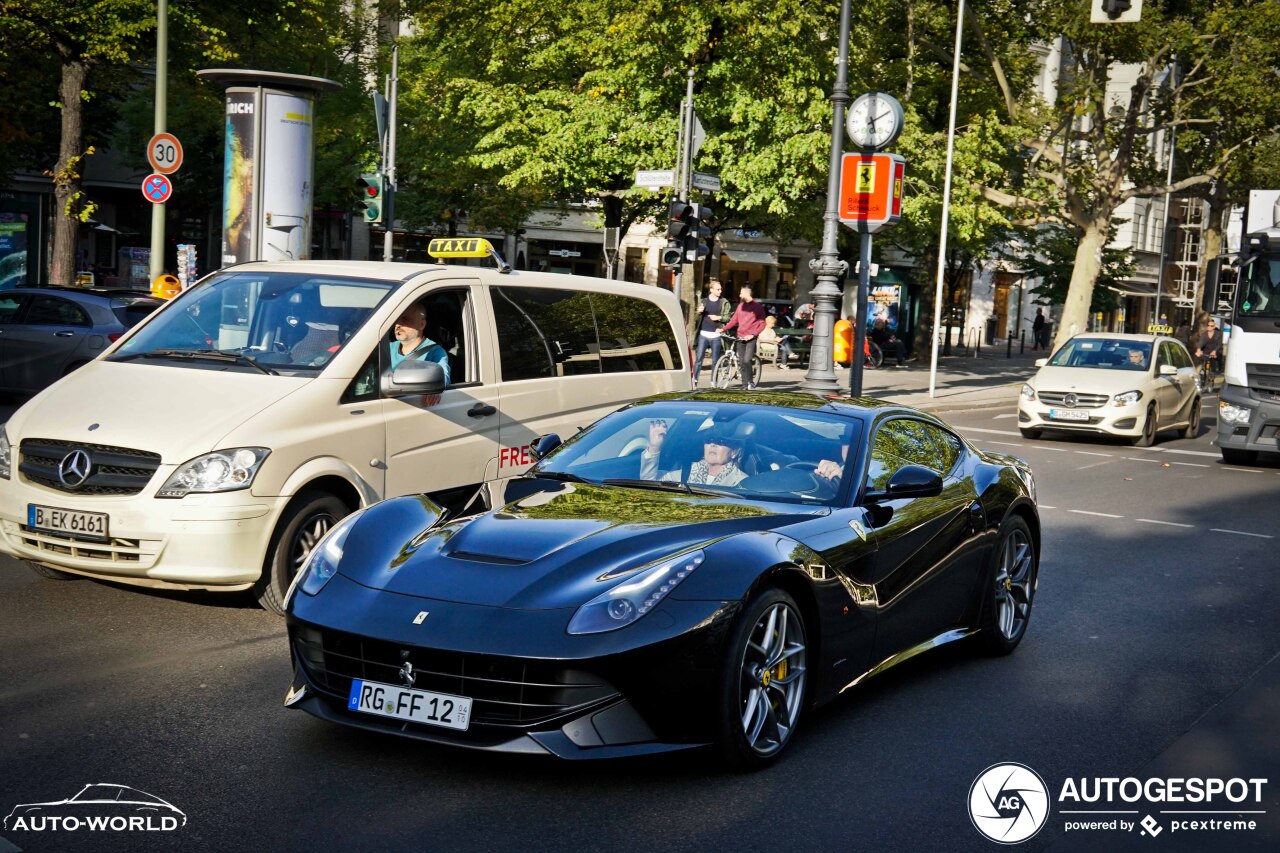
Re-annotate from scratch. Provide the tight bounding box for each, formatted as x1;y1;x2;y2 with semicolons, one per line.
112;271;394;375
1238;255;1280;319
533;401;862;506
1048;338;1152;371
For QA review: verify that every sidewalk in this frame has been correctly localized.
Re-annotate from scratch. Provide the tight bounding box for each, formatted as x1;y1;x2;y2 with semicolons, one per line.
698;343;1047;414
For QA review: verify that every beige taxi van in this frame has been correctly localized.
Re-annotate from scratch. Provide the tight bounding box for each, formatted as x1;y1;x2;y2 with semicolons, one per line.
0;239;691;612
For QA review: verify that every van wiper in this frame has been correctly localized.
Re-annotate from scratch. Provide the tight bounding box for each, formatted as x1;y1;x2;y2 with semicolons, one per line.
527;470;590;484
112;349;278;375
602;478;727;497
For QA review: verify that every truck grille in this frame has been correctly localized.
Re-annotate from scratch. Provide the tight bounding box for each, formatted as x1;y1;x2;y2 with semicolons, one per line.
20;438;161;496
291;625;619;729
1246;363;1280;401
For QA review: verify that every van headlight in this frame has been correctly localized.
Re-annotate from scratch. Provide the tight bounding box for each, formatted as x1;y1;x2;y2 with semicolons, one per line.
1112;390;1143;406
156;448;271;498
567;549;705;635
286;509;364;607
0;425;10;480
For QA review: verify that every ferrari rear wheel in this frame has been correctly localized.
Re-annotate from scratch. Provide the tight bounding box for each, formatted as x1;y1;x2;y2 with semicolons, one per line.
716;588;808;769
977;516;1037;656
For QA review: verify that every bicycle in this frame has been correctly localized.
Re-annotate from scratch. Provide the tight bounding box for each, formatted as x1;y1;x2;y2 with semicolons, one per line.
864;339;884;369
713;335;764;389
1198;353;1221;392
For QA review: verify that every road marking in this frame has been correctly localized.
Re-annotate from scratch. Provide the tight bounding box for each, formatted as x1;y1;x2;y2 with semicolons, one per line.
1137;518;1193;528
1039;505;1056;509
1125;457;1161;463
1222;466;1264;474
1162;447;1222;459
1069;509;1124;518
1073;450;1113;457
962;426;1021;437
1211;528;1274;539
1076;461;1114;470
1171;461;1209;468
981;440;1023;447
993;413;1017;420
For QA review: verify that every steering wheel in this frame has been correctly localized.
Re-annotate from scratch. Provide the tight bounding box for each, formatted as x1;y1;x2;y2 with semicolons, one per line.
786;461;819;472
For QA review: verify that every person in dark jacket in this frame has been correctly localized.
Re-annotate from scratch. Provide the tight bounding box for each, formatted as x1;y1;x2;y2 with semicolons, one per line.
721;284;767;390
692;279;729;384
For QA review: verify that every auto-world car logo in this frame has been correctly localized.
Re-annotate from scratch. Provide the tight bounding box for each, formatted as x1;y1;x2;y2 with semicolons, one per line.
4;783;185;833
58;449;93;489
969;763;1050;844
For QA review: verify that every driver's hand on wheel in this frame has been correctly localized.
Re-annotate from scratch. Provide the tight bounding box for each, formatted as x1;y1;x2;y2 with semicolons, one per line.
815;459;842;481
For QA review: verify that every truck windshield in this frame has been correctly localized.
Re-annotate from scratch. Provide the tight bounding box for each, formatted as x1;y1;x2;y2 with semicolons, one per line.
1238;256;1280;319
112;271;394;375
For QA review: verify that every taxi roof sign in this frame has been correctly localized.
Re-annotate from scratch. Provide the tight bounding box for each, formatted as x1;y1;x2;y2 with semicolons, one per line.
426;237;511;273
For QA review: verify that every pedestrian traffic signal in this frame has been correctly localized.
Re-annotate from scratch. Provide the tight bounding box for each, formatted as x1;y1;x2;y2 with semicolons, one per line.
356;173;384;225
661;240;684;267
685;204;713;262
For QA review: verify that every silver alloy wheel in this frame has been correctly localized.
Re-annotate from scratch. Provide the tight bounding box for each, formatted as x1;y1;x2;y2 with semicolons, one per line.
738;601;807;755
290;512;336;575
993;528;1035;640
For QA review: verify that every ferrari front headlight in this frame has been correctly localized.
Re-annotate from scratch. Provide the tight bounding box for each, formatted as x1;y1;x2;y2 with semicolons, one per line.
285;508;365;607
567;549;705;635
157;447;270;498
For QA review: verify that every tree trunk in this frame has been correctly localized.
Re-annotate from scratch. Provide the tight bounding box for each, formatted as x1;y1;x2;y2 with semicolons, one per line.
50;59;89;286
1054;219;1109;349
1196;195;1227;313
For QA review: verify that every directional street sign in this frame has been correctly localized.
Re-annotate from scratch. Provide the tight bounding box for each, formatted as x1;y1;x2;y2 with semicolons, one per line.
142;173;173;204
147;132;183;175
634;169;675;188
692;171;722;192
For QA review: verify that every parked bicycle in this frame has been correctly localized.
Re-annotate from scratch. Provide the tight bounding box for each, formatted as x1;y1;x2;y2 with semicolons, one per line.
714;334;764;389
864;338;884;369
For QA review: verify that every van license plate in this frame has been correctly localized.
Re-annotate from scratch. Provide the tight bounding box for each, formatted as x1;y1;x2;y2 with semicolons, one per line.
347;679;472;731
27;505;110;541
1048;409;1089;422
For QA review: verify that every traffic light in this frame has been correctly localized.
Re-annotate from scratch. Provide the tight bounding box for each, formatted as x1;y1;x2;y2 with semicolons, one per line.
685;204;713;262
661;241;684;267
1091;0;1141;22
666;200;694;241
1101;0;1130;18
356;173;384;225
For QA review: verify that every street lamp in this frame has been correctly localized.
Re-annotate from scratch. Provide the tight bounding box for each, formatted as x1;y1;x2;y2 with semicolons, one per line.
928;0;966;397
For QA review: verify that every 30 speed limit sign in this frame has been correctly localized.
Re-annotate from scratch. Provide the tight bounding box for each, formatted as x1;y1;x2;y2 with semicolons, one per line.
147;132;183;175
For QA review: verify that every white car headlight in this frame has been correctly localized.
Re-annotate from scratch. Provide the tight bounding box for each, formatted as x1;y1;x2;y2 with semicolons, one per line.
1020;384;1036;401
156;447;271;498
567;549;705;635
1219;402;1251;424
286;509;364;607
0;425;10;480
1112;390;1143;406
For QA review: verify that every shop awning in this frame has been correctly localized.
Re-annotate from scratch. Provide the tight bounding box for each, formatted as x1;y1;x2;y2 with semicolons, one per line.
721;247;779;265
1106;281;1158;298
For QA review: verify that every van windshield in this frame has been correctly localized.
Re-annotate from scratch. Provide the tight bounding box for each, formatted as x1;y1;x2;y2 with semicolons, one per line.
112;271;394;375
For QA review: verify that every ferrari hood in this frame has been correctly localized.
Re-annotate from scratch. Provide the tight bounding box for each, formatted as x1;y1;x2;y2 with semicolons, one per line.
6;360;309;462
339;484;823;609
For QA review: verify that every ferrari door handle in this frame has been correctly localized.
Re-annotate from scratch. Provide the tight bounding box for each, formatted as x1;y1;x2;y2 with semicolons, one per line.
54;331;75;337
467;403;497;418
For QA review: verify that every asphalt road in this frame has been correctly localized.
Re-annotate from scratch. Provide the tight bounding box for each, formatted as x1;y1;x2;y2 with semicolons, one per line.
0;397;1277;853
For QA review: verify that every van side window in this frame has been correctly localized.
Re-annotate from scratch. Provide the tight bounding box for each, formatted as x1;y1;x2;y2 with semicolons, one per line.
341;349;379;404
592;293;682;372
493;287;601;380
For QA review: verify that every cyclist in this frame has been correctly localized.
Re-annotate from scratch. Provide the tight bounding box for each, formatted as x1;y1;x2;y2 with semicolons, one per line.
721;284;768;390
1195;318;1223;389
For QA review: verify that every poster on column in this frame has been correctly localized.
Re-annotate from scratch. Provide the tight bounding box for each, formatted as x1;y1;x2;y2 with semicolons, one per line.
221;89;257;265
261;92;315;261
867;284;901;333
0;212;28;290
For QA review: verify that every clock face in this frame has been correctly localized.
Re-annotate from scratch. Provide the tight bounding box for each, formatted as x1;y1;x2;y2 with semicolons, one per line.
847;92;903;151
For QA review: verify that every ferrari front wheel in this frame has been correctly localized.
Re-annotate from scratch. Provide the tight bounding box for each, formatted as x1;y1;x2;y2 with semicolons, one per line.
716;588;808;770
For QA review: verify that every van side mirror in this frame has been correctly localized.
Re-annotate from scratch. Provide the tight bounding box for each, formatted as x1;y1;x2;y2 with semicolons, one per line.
382;359;446;396
529;434;562;461
865;464;943;502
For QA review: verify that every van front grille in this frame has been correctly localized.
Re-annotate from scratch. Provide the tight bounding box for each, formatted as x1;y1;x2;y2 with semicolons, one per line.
19;438;161;496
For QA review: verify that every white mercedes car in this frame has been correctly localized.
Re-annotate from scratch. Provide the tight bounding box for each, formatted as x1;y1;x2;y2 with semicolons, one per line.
1018;333;1200;446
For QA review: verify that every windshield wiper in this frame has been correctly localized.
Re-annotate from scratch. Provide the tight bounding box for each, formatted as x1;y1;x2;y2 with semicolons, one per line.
601;478;729;497
111;349;278;375
527;470;590;484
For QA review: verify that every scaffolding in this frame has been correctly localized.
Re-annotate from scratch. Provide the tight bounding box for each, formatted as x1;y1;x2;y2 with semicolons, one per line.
1172;198;1203;308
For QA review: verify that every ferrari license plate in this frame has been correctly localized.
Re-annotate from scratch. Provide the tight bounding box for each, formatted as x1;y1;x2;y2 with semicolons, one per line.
27;504;109;541
1048;409;1089;422
347;679;472;731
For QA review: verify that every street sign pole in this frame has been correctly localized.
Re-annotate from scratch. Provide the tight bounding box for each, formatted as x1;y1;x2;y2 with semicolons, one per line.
800;0;853;393
383;43;399;263
679;71;699;342
149;0;169;281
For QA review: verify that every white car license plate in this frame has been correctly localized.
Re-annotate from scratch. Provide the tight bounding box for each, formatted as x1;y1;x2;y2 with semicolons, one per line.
347;678;472;731
1048;409;1089;422
27;505;109;540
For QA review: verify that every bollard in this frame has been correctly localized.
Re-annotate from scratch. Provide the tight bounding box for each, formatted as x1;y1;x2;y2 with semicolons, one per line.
1007;333;1013;358
1019;330;1025;354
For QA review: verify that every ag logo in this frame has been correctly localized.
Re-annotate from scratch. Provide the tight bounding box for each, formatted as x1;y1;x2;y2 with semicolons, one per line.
968;762;1050;844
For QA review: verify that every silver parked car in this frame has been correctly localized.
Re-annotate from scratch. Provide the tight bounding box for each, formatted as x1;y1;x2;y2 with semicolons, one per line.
0;287;162;395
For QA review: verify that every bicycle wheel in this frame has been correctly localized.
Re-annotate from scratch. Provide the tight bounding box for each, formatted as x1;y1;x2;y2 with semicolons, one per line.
751;356;764;387
713;353;740;389
865;342;884;369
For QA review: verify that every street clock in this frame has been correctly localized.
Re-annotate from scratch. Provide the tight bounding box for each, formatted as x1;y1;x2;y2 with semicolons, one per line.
846;91;904;151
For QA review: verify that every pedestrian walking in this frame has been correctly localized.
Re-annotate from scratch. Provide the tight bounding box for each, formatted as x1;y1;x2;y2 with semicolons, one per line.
721;284;767;390
692;279;730;384
1032;308;1046;351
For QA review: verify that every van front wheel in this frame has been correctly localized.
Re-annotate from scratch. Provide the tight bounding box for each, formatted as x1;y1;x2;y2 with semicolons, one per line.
255;490;350;615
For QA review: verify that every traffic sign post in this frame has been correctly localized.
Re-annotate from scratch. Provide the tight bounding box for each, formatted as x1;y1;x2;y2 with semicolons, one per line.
142;173;174;204
147;132;183;175
838;152;905;233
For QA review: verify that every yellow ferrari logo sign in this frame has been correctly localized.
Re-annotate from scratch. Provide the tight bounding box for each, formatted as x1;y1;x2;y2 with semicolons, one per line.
427;237;494;258
855;163;876;194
